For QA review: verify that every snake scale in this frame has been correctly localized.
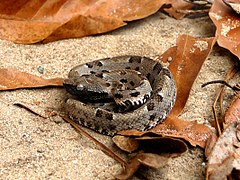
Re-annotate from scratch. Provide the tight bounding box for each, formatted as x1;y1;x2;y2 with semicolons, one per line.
63;56;176;136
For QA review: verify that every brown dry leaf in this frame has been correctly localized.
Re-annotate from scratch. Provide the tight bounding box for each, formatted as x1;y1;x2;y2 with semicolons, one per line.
118;35;216;148
166;35;216;117
112;136;140;153
163;0;193;19
205;134;218;158
0;0;186;44
0;68;63;90
223;0;240;14
225;97;240;125
136;136;188;155
116;152;170;180
209;0;240;59
206;122;240;179
14;101;57;118
114;136;187;179
113;136;187;154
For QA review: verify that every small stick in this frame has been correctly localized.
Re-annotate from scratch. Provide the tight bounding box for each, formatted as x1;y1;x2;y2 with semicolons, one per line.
201;80;238;91
202;65;239;135
219;66;239;117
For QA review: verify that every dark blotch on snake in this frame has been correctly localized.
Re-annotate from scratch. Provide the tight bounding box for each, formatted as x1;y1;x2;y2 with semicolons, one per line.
130;81;135;86
147;103;154;111
108;124;117;131
119;71;127;75
135;67;140;71
124;100;132;106
129;56;142;63
86;63;93;68
114;93;123;99
90;71;96;74
144;94;149;100
120;79;128;83
96;109;103;118
101;70;109;73
105;113;113;120
149;114;156;121
117;84;123;89
79;118;85;123
105;82;111;87
146;73;151;80
130;92;140;97
163;68;172;78
157;94;163;102
128;57;134;63
153;63;162;71
97;61;103;66
95;73;103;78
82;74;90;77
152;78;155;84
125;67;131;69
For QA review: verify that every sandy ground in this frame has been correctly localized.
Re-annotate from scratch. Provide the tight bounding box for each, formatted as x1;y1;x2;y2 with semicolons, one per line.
0;12;239;180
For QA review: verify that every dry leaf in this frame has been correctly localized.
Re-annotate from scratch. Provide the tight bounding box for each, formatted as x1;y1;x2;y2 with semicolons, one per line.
112;136;140;153
209;0;240;59
207;122;240;179
113;136;187;155
114;136;187;179
223;0;240;14
116;152;170;180
166;35;216;117
118;35;216;148
205;134;218;158
225;97;240;125
136;136;188;155
163;0;193;19
0;0;185;44
0;68;63;90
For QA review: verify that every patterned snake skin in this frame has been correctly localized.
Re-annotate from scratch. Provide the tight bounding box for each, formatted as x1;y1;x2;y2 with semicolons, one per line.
63;56;176;136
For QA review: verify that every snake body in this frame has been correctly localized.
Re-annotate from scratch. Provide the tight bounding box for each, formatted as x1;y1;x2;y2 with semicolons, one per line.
63;56;176;136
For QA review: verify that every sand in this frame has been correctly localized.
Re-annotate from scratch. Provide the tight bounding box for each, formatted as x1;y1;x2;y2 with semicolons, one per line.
0;12;239;180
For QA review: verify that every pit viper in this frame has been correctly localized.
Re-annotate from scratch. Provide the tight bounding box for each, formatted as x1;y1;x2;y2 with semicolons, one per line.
63;55;176;136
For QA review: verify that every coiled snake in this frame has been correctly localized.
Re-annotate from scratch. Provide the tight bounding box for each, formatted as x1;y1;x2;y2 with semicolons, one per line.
63;56;176;136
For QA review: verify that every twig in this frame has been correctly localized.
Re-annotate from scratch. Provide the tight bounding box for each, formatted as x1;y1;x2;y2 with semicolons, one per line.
202;65;239;135
219;65;239;117
202;80;239;91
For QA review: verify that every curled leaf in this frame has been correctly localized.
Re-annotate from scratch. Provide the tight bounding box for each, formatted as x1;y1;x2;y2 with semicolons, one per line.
114;136;187;179
112;136;140;153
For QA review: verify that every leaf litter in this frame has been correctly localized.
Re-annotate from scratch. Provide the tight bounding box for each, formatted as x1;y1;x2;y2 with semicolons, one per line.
0;0;192;44
1;0;240;179
0;34;216;179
